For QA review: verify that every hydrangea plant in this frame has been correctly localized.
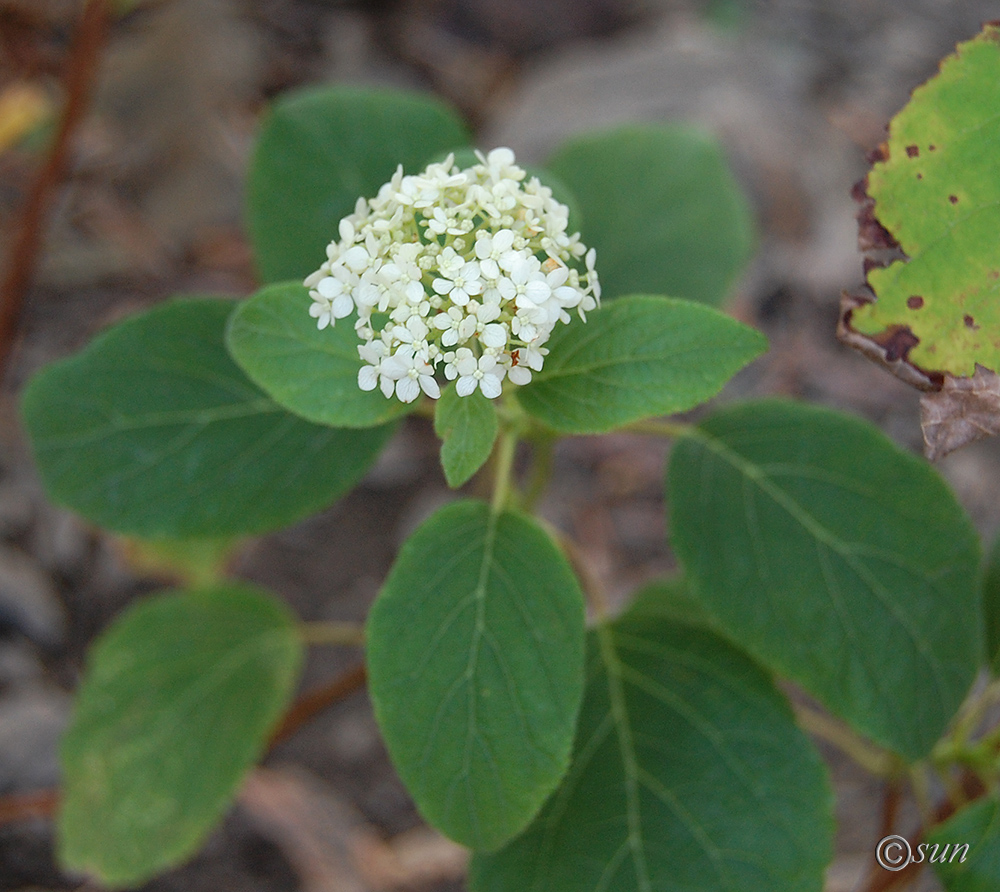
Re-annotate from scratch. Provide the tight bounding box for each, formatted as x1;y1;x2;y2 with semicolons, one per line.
15;25;1000;892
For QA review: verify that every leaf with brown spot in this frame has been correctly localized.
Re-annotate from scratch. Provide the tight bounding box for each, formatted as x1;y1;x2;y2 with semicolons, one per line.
839;24;1000;457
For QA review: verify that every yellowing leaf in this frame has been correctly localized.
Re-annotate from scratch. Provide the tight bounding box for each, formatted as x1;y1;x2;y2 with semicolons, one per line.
840;24;1000;457
0;82;52;151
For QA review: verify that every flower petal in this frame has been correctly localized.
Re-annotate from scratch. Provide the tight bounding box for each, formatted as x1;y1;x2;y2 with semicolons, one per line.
480;374;502;399
419;375;441;399
396;377;420;403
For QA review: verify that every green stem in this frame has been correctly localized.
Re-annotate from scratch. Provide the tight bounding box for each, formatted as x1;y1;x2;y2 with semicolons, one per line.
793;702;901;777
623;419;696;438
931;680;1000;791
521;431;556;513
952;678;1000;748
299;621;365;647
491;427;519;515
940;767;969;811
413;397;436;419
548;523;610;620
909;764;936;826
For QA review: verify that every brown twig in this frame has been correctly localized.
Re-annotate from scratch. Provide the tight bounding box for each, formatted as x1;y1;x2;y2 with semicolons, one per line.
857;770;989;892
856;782;910;892
0;0;112;378
879;780;901;840
0;787;59;826
268;662;367;749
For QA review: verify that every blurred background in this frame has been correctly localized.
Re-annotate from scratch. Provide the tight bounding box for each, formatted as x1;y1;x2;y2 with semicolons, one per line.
0;1;998;889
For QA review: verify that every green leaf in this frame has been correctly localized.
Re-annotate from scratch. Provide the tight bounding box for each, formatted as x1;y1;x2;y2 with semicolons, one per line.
470;591;834;891
366;500;586;851
21;297;394;539
58;584;303;888
983;533;1000;673
517;295;766;434
668;398;982;760
247;85;470;283
929;795;1000;890
434;387;498;488
226;281;411;428
846;25;1000;378
546;125;754;306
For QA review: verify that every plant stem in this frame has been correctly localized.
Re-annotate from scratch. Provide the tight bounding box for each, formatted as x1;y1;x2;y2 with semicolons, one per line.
878;779;901;838
521;431;555;513
623;419;696;438
793;702;901;777
491;427;519;515
0;0;112;378
948;677;1000;750
413;398;436;419
268;663;367;749
299;620;365;647
550;524;610;620
908;764;936;827
0;788;59;826
939;766;969;811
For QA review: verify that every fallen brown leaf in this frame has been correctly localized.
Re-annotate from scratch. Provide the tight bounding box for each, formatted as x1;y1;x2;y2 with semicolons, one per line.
920;365;1000;461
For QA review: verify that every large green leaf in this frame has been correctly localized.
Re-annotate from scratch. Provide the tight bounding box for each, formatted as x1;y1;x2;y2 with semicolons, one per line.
21;298;394;538
58;584;303;887
226;281;411;428
546;125;754;306
846;24;1000;380
929;796;1000;891
668;398;982;760
366;500;586;851
517;295;766;434
434;386;498;488
470;583;833;891
247;85;470;283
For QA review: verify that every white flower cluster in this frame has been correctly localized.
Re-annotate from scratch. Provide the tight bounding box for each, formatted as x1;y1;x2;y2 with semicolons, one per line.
304;147;600;403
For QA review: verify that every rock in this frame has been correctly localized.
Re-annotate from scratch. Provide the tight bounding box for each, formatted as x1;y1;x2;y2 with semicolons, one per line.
0;687;71;792
0;479;34;539
0;639;45;690
26;505;91;579
0;544;66;648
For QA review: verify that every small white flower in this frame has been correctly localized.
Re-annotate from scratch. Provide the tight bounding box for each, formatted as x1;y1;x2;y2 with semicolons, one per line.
432;259;483;307
379;345;440;403
474;229;518;280
481;322;508;349
433;306;478;347
357;339;390;394
455;351;505;399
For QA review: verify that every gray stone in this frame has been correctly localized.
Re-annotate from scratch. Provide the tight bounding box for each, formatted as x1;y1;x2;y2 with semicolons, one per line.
0;544;67;648
0;687;71;792
27;505;91;578
0;639;45;690
0;479;34;539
